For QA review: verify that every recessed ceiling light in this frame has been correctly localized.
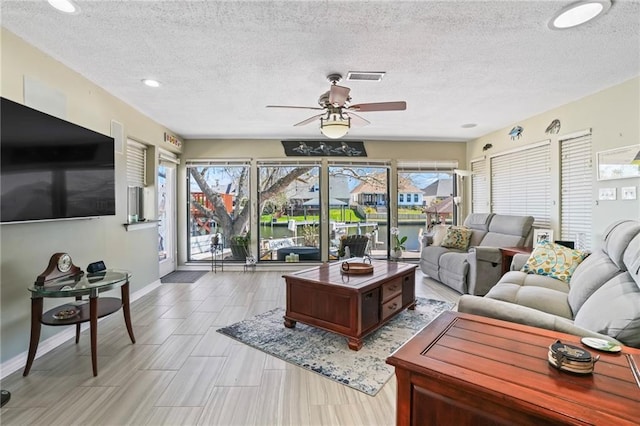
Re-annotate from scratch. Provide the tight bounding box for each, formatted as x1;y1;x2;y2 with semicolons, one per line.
461;123;477;128
142;79;161;88
549;0;611;30
47;0;79;14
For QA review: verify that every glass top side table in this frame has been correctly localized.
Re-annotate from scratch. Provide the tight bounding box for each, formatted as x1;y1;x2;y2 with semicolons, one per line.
24;269;136;377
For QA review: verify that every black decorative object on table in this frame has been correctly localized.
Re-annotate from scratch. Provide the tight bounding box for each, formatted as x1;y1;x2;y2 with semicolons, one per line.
87;261;106;274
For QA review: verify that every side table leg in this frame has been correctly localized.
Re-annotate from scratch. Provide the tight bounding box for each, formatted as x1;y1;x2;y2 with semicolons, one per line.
23;297;43;376
90;296;98;376
75;296;82;343
121;282;136;344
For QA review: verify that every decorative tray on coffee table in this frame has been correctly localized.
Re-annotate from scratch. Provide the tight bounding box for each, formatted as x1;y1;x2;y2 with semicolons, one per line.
340;262;374;275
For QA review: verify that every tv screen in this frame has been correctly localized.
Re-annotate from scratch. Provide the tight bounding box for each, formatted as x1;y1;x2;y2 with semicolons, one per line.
1;97;116;223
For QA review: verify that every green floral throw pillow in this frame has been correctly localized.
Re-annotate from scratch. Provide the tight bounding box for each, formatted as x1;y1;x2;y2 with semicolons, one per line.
521;241;588;283
440;226;472;250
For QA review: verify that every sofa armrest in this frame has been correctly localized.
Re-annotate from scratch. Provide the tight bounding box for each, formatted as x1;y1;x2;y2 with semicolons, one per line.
457;295;623;346
511;253;530;271
466;247;503;296
469;246;502;264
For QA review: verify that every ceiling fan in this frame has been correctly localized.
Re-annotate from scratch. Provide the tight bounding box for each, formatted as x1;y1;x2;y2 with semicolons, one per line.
266;73;406;139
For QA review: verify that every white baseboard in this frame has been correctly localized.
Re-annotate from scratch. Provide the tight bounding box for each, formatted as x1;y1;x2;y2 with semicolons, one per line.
0;279;162;379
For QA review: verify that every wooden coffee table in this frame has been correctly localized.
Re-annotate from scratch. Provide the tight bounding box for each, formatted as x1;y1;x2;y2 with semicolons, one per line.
387;311;640;425
282;259;417;350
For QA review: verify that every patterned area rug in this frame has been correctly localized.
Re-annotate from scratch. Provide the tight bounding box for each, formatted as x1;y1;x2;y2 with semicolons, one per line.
217;297;454;395
160;270;208;283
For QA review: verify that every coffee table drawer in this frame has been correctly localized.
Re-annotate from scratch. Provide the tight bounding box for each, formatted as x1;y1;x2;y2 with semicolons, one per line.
382;278;402;301
381;294;403;320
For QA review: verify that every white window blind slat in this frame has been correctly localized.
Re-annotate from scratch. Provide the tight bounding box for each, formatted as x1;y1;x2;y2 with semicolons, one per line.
560;134;592;250
471;159;489;213
490;143;551;228
127;140;147;187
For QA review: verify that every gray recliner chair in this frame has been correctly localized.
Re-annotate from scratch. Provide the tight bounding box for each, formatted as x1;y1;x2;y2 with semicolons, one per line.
420;213;534;295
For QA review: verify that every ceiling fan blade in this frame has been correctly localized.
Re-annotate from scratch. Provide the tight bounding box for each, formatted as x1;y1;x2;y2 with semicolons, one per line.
293;113;325;127
266;105;325;111
349;101;406;112
329;85;351;107
344;112;370;126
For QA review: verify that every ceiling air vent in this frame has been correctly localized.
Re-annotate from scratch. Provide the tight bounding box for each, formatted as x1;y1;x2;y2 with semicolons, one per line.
346;71;386;82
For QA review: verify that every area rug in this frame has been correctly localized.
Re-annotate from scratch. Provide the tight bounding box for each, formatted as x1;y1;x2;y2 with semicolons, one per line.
160;270;208;283
216;297;454;395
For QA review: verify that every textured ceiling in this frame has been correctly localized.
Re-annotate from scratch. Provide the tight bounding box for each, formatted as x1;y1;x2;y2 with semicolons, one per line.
1;1;639;142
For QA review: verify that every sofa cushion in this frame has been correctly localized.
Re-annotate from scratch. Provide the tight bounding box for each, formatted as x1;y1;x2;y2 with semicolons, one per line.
521;241;588;283
623;233;640;289
485;271;572;319
463;213;494;232
441;226;472;250
420;245;450;280
431;224;449;246
490;214;534;236
480;214;534;247
573;272;640;348
567;250;622;314
463;213;493;246
439;251;469;293
602;220;640;271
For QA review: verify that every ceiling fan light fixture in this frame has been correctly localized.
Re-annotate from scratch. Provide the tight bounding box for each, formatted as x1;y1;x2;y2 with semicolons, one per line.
549;0;611;30
320;113;350;139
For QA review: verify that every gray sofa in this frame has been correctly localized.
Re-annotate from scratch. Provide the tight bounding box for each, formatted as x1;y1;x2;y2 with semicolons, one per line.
420;213;534;296
458;219;640;348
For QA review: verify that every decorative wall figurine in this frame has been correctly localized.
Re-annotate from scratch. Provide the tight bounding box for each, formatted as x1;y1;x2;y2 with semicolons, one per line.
482;143;493;151
282;140;367;157
545;119;561;134
509;126;523;140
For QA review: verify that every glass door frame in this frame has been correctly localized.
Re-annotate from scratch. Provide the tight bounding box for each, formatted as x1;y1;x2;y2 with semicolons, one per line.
158;151;178;277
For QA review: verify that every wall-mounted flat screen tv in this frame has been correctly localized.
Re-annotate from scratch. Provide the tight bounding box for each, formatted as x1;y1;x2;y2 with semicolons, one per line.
1;97;116;223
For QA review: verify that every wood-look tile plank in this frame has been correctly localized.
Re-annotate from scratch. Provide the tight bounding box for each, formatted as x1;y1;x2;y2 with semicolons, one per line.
29;386;119;425
134;318;184;345
0;407;49;426
141;335;202;370
190;327;233;357
215;343;266;386
89;370;176;425
154;356;225;407
172;312;217;335
81;344;160;387
160;300;203;319
143;407;203;425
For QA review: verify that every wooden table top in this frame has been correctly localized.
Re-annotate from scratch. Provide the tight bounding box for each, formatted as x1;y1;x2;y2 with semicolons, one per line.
387;311;640;425
282;259;416;290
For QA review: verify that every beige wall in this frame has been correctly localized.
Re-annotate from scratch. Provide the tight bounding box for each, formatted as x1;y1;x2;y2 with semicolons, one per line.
0;29;181;364
466;76;640;245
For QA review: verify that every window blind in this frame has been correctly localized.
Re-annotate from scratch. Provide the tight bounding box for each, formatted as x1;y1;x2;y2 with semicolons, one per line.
491;142;551;228
396;160;458;171
159;149;179;165
471;158;489;213
560;133;592;250
126;139;147;187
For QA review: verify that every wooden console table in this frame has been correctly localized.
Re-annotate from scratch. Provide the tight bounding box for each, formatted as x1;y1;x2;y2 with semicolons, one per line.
387;311;640;426
24;270;136;377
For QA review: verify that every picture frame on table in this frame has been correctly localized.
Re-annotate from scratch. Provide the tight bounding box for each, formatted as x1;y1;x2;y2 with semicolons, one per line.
533;229;554;245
